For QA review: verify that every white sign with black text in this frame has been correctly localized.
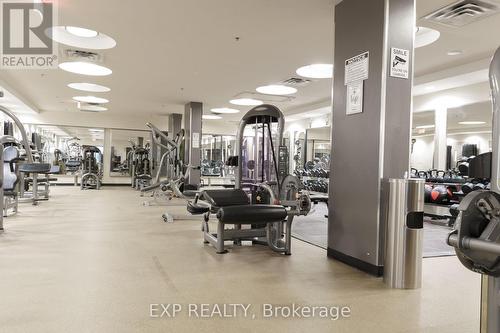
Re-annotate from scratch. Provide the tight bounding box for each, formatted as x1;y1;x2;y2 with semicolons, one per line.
344;51;369;86
390;48;409;79
346;81;363;115
192;132;200;148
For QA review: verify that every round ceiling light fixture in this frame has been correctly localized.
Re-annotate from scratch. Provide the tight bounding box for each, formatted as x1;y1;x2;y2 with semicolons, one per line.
415;26;440;48
66;26;98;38
202;114;222;120
59;61;112;76
73;96;109;104
211;107;240;114
68;82;110;92
256;85;297;95
296;64;333;79
229;98;263;106
46;26;116;49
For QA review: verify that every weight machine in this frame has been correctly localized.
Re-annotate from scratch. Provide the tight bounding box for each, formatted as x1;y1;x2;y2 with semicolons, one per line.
447;46;500;333
80;145;102;190
188;104;311;254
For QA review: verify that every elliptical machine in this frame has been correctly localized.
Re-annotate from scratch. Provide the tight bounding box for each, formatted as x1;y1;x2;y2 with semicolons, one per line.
80;145;102;190
447;46;500;333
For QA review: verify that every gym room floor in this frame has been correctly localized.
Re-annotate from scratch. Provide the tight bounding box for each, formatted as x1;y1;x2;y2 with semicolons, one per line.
0;186;480;333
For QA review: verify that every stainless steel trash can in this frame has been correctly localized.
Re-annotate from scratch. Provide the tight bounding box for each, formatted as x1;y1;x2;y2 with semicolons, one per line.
384;178;424;289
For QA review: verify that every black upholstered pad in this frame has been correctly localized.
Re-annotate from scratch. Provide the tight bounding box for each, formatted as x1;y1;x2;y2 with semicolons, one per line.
136;174;152;180
19;163;51;173
187;201;210;214
201;189;249;207
182;190;198;198
216;205;287;224
66;160;81;167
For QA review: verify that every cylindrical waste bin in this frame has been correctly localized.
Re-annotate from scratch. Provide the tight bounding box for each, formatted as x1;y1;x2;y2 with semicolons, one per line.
384;178;424;289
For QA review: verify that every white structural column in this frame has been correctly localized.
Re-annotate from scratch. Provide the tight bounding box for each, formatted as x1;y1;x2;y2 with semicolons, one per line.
433;106;448;170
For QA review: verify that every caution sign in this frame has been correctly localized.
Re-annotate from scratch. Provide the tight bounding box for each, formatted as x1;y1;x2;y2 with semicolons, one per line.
344;51;369;86
390;47;409;79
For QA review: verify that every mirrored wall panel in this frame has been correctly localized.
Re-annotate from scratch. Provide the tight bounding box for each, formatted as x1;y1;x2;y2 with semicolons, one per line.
109;129;150;177
24;124;103;170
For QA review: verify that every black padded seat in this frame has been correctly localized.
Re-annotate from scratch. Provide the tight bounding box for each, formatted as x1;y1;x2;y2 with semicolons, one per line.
187;201;210;214
136;174;152;180
66;161;81;167
19;163;51;174
201;189;250;208
216;205;287;224
183;190;198;198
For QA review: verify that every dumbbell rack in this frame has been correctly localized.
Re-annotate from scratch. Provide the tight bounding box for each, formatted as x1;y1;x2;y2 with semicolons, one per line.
424;181;465;225
301;176;329;194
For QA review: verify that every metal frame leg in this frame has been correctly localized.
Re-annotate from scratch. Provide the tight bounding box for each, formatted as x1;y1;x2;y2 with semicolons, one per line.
32;173;38;205
216;221;227;254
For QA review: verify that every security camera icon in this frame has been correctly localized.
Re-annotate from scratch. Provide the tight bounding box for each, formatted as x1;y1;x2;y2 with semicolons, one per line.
393;56;406;67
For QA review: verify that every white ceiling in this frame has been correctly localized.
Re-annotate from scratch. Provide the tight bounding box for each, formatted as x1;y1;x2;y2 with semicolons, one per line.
0;0;500;127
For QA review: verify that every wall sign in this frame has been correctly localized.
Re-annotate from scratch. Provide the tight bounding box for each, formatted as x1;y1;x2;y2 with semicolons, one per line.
346;81;363;115
344;51;369;85
390;47;409;79
192;132;200;148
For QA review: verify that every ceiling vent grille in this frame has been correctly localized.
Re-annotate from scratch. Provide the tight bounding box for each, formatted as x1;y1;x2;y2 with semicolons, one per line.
281;77;311;86
423;0;500;27
65;49;102;62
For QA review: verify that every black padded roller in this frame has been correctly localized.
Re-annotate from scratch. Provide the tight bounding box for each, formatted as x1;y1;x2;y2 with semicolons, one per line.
202;189;249;207
217;205;287;224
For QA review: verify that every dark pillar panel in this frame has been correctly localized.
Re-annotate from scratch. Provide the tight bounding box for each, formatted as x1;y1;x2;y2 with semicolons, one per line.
328;0;415;276
184;102;202;185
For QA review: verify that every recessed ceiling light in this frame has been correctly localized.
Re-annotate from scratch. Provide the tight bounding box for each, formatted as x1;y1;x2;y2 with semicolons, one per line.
211;107;240;114
59;61;112;76
73;96;109;104
68;82;110;92
415;124;435;129
229;98;263;106
296;64;333;79
256;85;297;95
47;26;116;49
415;26;440;48
447;50;463;56
65;26;98;38
202;115;222;120
458;121;486;125
78;105;108;112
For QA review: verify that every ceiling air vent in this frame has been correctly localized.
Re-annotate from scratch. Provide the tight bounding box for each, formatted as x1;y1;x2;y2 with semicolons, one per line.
423;0;500;27
281;77;311;86
65;49;102;62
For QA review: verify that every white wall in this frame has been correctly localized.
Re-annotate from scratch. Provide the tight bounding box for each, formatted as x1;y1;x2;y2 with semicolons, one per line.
411;132;492;171
411;135;434;170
